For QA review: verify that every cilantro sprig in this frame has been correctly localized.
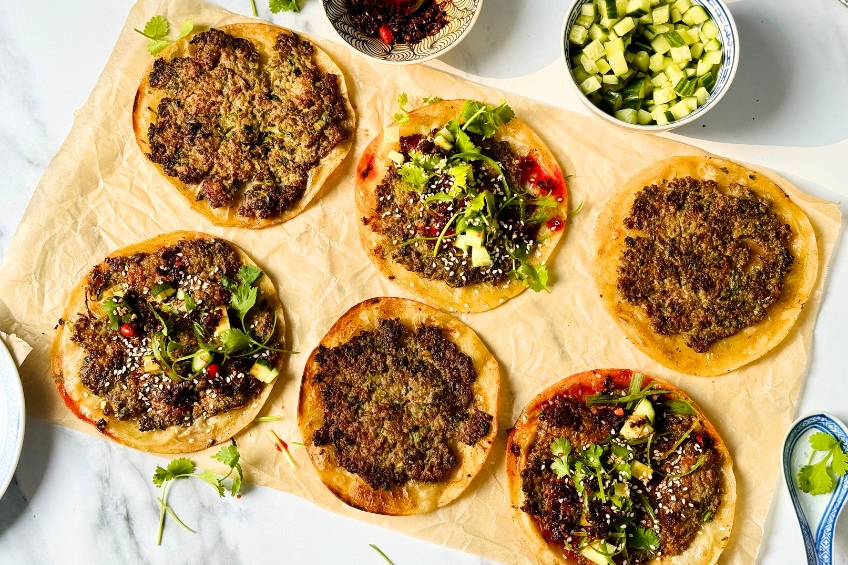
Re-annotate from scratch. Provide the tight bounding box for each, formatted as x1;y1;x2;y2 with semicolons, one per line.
153;444;244;544
393;93;411;124
797;431;848;495
134;15;194;56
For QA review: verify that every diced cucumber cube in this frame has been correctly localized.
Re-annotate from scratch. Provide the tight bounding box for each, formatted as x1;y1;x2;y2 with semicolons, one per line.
683;96;698;111
600;0;619;19
654;112;670;125
651;34;672;54
661;80;673;89
569;24;590;45
673;0;692;14
669;99;691;119
626;0;651;16
637;108;654;124
670;45;692;63
651;71;668;86
582;3;597;17
666;30;686;47
698;71;715;90
576;14;595;28
615;108;639;124
624;50;636;63
674;76;696;96
681;8;696;26
589;91;604;104
648;52;665;71
579;75;603;94
702;48;722;66
696;58;713;76
652;103;669;113
634;50;650;71
589;23;610;42
596;57;612;73
620;68;635;81
703;38;722;52
613;16;636;35
695;86;709;105
603;74;620;84
686;5;710;24
653;87;677;105
583;39;606;60
604;37;625;57
581;53;600;74
609;50;630;75
599;16;619;29
623;77;647;100
702;19;719;39
690;41;704;59
647;0;662;5
638;13;653;24
680;28;698;44
671;7;682;22
600;89;624;112
471;246;492;267
573;53;583;66
651;4;670;24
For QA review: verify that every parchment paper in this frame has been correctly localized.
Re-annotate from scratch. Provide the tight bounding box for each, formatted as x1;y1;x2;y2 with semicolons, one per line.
0;0;841;563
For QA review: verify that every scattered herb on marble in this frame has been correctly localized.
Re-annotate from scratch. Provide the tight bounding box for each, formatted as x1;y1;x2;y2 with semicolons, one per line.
393;93;411;124
134;15;195;56
152;444;244;544
797;431;848;495
269;0;302;13
369;544;395;565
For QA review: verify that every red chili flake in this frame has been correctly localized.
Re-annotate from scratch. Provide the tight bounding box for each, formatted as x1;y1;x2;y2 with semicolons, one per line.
696;435;703;444
236;494;242;499
206;364;220;379
614;407;625;417
119;323;136;337
379;25;394;44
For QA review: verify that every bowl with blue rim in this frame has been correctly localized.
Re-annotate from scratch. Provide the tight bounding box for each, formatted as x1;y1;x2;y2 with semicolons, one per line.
561;0;739;132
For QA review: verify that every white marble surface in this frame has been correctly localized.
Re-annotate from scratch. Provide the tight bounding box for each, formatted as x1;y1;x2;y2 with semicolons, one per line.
0;0;846;564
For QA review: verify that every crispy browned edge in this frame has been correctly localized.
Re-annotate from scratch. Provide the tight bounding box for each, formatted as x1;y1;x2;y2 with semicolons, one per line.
354;99;569;313
297;296;500;515
593;156;819;377
132;23;356;229
50;231;286;453
505;369;737;565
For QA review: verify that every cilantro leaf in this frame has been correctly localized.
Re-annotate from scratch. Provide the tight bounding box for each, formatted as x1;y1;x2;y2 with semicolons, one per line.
422;95;443;105
238;265;263;286
221;276;238;291
195;469;225;497
144;15;169;39
810;432;838;452
269;0;301;12
153;458;195;486
550;457;570;478
551;438;572;458
460;100;514;138
424;192;454;204
147;39;171;56
397;151;442;190
509;263;549;292
666;400;695;415
231;475;243;497
832;448;848;476
447;163;472;193
213;445;240;468
582;444;604;469
219;328;251;354
798;459;833;495
178;19;194;38
231;284;258;321
628;526;660;552
446;119;478;154
393;93;410;124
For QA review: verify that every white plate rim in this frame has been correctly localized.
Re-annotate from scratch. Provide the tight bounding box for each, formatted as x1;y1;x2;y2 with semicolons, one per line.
0;337;26;500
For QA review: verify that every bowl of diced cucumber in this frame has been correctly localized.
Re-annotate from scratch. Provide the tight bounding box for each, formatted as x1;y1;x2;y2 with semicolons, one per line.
561;0;738;131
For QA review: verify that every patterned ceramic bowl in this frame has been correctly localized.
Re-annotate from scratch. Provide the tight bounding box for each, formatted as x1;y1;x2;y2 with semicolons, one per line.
322;0;483;65
561;0;739;132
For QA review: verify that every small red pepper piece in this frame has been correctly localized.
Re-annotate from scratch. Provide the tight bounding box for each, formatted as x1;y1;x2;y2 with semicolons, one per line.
120;323;136;337
206;364;220;379
614;407;625;417
379;25;394;44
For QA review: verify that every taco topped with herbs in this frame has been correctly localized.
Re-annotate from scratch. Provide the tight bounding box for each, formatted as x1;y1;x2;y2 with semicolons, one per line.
51;232;287;453
356;98;569;313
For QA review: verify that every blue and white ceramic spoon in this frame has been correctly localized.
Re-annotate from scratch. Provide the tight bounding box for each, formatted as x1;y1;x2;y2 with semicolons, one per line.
782;412;848;565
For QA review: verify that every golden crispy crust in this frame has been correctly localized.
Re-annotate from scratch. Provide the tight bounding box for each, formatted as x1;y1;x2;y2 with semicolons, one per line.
297;297;500;515
594;157;818;376
132;23;355;228
355;99;569;313
51;231;285;453
506;369;736;565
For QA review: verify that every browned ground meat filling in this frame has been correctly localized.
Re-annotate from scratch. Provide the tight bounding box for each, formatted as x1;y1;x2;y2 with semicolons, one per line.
347;0;449;45
372;131;543;287
70;238;279;432
146;29;349;219
617;176;794;352
519;381;724;565
311;318;492;490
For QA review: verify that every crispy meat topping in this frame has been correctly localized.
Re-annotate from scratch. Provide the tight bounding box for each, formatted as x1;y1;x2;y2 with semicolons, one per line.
146;29;350;219
311;318;492;490
70;238;278;431
617;177;794;352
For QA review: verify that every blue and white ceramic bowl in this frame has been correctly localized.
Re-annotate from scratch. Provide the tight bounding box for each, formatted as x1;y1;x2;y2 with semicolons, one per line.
322;0;482;65
782;412;848;565
0;339;25;499
561;0;739;132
